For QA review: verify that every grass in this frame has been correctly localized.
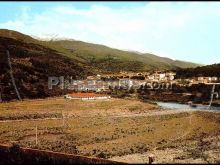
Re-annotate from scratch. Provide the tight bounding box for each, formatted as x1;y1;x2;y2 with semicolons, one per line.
0;97;219;163
0;97;156;120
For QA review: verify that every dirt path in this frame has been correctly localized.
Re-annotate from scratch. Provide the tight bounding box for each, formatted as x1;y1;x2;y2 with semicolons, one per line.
0;108;219;123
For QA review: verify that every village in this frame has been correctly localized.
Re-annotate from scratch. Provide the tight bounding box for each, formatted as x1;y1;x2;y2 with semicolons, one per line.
89;71;219;83
73;71;220;91
62;71;220;101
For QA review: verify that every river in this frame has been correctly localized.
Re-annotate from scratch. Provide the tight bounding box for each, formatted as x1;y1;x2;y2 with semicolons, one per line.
157;102;220;111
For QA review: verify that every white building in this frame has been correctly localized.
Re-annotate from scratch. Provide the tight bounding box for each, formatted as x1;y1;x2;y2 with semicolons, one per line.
159;73;166;80
64;92;111;100
211;77;218;81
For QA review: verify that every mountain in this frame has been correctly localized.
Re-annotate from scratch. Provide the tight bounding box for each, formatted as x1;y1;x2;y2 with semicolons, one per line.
0;29;201;101
0;36;91;101
53;40;200;72
0;29;200;73
175;63;220;78
140;53;199;69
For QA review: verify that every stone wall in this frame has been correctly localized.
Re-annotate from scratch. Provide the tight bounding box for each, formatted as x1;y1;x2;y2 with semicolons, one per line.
0;144;125;164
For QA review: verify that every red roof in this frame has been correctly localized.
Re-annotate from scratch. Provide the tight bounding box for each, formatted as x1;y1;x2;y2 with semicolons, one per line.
67;92;109;98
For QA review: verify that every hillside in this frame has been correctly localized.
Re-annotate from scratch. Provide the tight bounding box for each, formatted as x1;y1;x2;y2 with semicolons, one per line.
0;29;200;73
175;63;220;78
140;53;199;69
0;36;91;101
0;29;36;43
0;29;202;101
54;40;200;72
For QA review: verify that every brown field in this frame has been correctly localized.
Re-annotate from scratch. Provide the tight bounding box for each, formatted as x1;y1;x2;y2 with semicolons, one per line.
0;97;219;164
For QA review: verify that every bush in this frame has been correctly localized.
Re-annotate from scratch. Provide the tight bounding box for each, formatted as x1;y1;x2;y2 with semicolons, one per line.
97;152;107;159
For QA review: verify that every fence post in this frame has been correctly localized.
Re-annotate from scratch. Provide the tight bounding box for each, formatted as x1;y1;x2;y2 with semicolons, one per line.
62;110;65;127
35;126;38;145
149;154;155;164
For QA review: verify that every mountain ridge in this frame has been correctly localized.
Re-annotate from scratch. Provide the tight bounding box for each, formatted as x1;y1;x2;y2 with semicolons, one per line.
0;29;201;73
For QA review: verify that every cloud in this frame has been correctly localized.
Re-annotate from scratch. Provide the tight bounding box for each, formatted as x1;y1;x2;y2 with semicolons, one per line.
0;2;220;64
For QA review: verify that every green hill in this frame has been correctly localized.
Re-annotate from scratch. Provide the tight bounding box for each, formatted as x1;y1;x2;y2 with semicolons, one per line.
0;29;200;73
53;40;200;72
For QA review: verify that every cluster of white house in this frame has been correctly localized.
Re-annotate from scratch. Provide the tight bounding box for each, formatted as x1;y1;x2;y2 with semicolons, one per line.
146;72;175;81
89;72;176;82
197;77;218;83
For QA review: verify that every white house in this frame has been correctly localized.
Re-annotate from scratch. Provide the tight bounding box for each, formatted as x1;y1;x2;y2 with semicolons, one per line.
211;77;218;81
159;73;166;80
64;92;111;100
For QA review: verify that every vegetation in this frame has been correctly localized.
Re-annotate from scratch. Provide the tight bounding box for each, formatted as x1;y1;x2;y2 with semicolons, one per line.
54;40;200;72
0;29;202;101
175;63;220;78
138;82;220;104
0;36;91;101
0;29;200;74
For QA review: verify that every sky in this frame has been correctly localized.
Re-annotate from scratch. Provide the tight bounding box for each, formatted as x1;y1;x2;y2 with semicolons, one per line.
0;1;220;65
